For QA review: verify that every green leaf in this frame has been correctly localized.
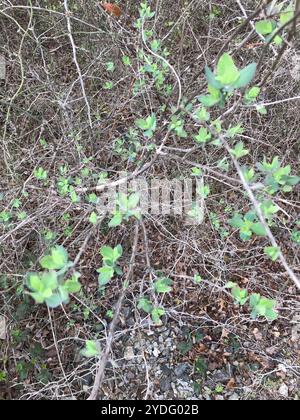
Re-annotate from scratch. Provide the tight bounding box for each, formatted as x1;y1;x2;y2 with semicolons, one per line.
208;84;221;98
151;39;161;52
81;340;101;358
280;9;294;26
251;223;267;237
261;200;279;218
231;285;248;305
194;274;203;283
248;86;260;98
40;246;69;270
98;266;114;286
100;246;114;260
45;289;68;308
230;215;244;229
194;127;212;143
199;94;221;107
212;119;222;133
245;211;256;222
89;212;98;225
255;20;274;36
154;277;173;293
227;124;244;138
118;193;129;211
256;105;267;115
197;184;210;198
249;293;260;308
64;274;81;293
128;193;140;209
122;55;131;66
245;86;260;103
135;115;157;137
239;223;253;241
40;256;56;270
225;281;237;289
233;63;257;89
42;271;58;290
34;167;48;181
243;166;255;182
151;307;165;325
138;298;153;313
28;274;43;292
191;167;203;177
28;271;59;303
135;118;150;130
273;35;283;45
106;62;115;72
0;211;11;223
70;189;80;204
29;291;45;304
113;245;123;260
109;212;123;228
205;66;223;89
216;53;240;86
217;157;229;171
199;85;222;107
250;294;278;321
264;246;280;262
230;142;249;159
103;81;113;90
265;308;278;322
194;106;210;122
285;175;300;187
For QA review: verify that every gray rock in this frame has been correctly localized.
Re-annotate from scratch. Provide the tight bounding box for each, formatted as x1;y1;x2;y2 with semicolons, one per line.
165;338;172;345
228;393;240;401
160;377;171;392
278;383;289;398
134;342;140;350
153;347;160;358
123;307;131;318
161;364;172;376
81;373;93;386
174;363;191;377
127;318;135;327
0;316;6;340
210;369;231;384
127;371;135;380
124;346;135;361
176;380;195;399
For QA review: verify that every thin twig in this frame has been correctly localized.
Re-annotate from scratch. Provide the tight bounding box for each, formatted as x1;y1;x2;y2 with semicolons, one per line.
76;128;172;193
1;0;34;176
63;0;93;128
257;9;300;71
47;307;75;399
141;19;182;108
87;223;140;400
246;95;300;107
223;140;300;291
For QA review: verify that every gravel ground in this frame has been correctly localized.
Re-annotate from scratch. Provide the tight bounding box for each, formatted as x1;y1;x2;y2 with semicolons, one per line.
91;306;300;401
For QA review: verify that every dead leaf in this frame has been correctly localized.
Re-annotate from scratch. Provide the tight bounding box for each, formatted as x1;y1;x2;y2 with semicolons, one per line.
196;343;206;353
266;346;277;356
221;328;230;339
102;3;122;18
226;378;236;389
218;299;226;312
253;328;263;341
0;316;6;340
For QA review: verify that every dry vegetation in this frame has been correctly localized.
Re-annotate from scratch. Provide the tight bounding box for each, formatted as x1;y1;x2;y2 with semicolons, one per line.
0;0;300;400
